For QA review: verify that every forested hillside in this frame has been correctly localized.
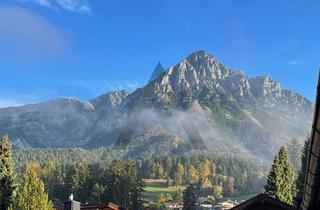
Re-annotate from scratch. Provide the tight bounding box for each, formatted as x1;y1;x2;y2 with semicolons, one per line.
13;147;268;207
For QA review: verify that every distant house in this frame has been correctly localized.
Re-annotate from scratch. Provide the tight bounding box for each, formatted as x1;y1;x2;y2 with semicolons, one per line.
213;200;238;210
199;200;213;209
163;200;183;210
197;197;214;209
55;200;121;210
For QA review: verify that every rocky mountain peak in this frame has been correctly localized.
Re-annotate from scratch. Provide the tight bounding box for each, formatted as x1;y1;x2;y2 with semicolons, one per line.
249;76;283;98
182;50;231;81
186;50;215;61
124;50;312;116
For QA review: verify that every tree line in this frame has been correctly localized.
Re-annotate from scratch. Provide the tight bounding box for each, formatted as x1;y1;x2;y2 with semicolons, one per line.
3;133;308;209
0;135;145;210
139;154;267;199
13;151;267;208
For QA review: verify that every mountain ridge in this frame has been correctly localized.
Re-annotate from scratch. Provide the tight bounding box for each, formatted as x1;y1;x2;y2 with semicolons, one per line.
0;50;313;160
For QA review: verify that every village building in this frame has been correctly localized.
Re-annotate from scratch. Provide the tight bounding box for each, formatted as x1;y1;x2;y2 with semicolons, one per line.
213;200;238;210
199;200;213;209
54;200;120;210
163;200;183;210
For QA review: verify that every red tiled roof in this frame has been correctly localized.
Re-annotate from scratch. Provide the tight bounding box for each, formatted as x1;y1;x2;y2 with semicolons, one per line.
54;202;120;210
81;203;120;210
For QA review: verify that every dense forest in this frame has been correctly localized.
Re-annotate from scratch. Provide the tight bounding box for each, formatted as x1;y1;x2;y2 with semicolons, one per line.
1;135;306;209
12;146;269;206
19;156;266;206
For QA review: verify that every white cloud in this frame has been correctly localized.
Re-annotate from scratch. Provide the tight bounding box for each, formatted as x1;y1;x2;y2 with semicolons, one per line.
272;41;300;56
17;0;91;14
25;0;54;8
0;4;67;57
289;59;302;65
56;0;91;13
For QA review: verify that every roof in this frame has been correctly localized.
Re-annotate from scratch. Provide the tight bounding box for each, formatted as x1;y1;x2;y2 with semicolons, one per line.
301;72;320;210
55;202;120;210
80;203;120;210
230;194;298;210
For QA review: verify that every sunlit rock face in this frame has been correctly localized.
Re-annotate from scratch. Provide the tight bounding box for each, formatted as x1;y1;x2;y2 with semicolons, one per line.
0;50;313;160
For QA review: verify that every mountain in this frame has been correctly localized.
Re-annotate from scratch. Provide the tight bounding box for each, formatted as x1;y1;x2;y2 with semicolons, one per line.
0;91;128;148
149;62;165;82
0;50;313;160
120;50;313;158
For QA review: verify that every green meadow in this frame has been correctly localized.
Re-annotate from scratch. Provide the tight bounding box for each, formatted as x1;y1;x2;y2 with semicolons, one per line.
143;179;185;202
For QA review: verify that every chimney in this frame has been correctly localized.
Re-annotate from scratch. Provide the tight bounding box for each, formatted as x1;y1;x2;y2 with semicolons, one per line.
63;194;80;210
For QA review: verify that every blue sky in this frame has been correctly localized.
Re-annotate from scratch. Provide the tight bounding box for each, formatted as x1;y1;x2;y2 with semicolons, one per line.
0;0;319;107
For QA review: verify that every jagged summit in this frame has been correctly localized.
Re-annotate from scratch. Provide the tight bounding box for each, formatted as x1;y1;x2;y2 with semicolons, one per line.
149;62;165;82
185;50;221;68
186;49;216;61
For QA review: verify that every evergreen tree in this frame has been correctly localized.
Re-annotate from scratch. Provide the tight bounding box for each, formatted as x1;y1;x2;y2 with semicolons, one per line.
0;135;16;210
287;138;302;173
151;163;165;179
183;184;197;210
173;189;183;203
67;163;92;203
103;160;144;210
174;163;184;186
264;146;296;204
127;162;145;210
224;177;235;197
15;165;53;210
296;137;310;198
90;183;105;204
211;162;216;175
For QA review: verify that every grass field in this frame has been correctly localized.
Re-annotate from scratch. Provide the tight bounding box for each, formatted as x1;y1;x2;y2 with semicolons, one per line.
143;179;185;202
143;179;257;204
